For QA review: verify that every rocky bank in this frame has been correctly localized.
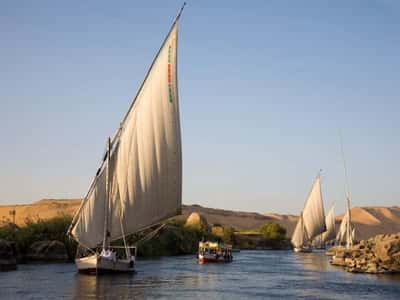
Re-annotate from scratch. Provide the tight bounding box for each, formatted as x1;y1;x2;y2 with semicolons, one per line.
0;239;17;271
328;233;400;274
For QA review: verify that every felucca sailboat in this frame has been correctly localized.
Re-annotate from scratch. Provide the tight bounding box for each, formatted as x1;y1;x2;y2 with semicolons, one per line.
336;209;355;247
336;134;355;248
291;175;327;253
291;212;310;252
67;5;185;274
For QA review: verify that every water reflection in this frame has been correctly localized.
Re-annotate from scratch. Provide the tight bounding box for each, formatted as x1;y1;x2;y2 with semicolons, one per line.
1;251;399;300
73;273;135;299
294;250;331;271
71;256;227;299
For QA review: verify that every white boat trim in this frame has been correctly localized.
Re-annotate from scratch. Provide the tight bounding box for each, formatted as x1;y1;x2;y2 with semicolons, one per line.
75;253;135;275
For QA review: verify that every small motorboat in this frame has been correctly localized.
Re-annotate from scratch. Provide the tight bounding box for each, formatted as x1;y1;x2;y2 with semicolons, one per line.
198;241;233;263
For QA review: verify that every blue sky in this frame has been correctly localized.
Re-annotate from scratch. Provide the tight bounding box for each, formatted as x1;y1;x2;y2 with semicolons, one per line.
1;1;399;214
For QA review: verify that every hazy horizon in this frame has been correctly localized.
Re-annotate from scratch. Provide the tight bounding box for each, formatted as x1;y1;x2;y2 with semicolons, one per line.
1;1;399;214
1;197;400;217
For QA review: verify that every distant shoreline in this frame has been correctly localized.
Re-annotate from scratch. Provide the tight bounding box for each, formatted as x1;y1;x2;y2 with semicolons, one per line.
1;199;399;241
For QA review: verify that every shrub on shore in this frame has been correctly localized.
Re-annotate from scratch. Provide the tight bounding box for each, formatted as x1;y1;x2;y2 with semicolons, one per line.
233;222;289;250
0;215;76;261
259;222;287;241
126;219;217;257
222;227;236;245
0;214;219;260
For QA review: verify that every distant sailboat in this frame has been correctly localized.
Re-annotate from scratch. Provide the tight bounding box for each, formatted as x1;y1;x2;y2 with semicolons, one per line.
314;205;335;248
292;175;327;253
336;209;355;246
67;5;185;274
336;133;355;248
322;205;336;243
291;212;311;253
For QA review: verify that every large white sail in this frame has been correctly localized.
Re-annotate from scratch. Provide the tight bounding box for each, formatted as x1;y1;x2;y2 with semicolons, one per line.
113;23;182;238
70;144;120;248
70;161;108;248
336;211;347;244
302;176;327;240
321;205;335;242
69;20;182;249
291;213;308;248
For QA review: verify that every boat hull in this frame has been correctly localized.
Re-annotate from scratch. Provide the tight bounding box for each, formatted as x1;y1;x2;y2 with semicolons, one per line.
293;247;312;253
198;254;232;264
75;254;135;275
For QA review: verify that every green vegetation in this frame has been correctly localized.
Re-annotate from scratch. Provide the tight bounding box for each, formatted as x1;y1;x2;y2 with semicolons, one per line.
0;215;77;260
126;219;217;257
233;222;289;250
0;215;219;260
259;222;287;241
0;216;290;261
222;227;235;245
236;230;261;235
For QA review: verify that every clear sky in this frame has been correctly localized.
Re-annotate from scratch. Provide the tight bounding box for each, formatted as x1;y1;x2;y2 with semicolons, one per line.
1;1;399;214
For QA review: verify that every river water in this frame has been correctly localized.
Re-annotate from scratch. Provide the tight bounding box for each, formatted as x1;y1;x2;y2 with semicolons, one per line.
1;250;399;299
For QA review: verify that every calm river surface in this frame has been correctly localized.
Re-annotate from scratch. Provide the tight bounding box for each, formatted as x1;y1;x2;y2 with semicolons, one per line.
1;250;399;299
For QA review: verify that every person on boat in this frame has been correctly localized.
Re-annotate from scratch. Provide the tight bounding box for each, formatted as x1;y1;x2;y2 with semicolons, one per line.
100;248;116;261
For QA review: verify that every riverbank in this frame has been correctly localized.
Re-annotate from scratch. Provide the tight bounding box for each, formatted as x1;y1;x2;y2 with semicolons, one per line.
0;212;289;268
2;199;400;241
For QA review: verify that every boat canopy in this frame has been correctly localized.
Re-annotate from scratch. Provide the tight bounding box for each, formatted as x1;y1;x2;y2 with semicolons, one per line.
199;241;232;250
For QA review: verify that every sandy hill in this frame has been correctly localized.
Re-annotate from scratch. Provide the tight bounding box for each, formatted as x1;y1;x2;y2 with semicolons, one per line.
337;206;400;240
182;205;400;240
181;205;297;231
0;199;81;225
0;199;399;240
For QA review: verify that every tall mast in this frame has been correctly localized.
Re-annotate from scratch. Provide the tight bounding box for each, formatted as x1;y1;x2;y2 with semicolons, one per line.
339;132;352;248
102;137;111;250
301;213;305;246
